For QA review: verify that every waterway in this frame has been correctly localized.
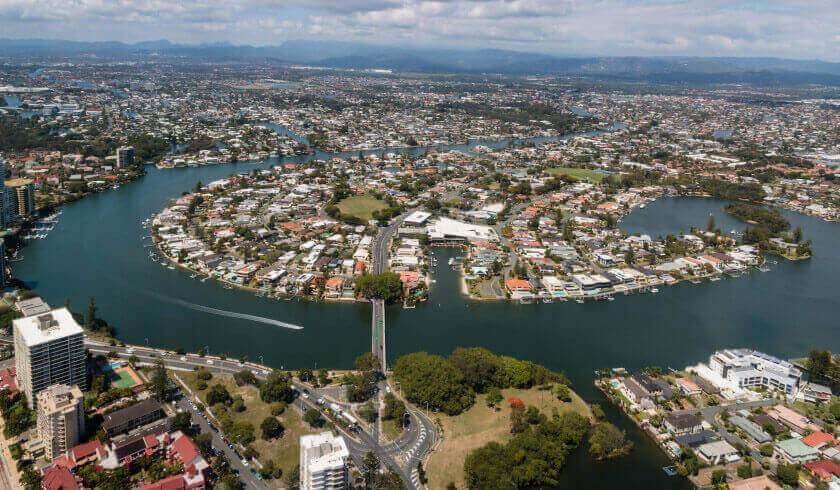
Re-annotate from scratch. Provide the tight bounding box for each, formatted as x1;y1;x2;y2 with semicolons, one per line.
12;138;840;487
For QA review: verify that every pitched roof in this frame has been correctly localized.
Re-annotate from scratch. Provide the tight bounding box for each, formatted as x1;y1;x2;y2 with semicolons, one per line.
42;466;80;490
802;431;837;448
805;459;840;480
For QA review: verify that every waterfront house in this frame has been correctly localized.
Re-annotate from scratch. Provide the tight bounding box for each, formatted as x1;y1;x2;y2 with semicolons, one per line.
663;413;703;436
697;440;740;465
622;377;654;409
774;438;821;464
674;430;718;450
505;279;533;298
796;382;833;404
677;378;702;396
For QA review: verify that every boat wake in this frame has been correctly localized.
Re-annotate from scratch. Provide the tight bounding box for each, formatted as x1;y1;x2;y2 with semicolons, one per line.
144;291;304;330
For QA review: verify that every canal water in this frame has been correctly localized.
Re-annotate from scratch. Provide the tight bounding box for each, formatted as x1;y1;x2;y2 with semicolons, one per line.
12;154;840;487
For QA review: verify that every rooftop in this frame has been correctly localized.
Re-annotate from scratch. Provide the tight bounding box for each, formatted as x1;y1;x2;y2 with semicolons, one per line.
13;307;83;347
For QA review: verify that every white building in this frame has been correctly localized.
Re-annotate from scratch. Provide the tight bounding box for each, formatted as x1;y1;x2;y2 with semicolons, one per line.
300;432;349;490
36;384;85;459
116;146;135;168
691;349;801;396
13;308;87;407
427;217;499;244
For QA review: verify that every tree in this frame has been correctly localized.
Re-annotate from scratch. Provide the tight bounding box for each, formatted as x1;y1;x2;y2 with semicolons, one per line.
171;411;192;433
359;401;378;423
260;370;295;404
304;409;325;428
737;463;753;479
393;352;475;415
354;352;381;373
711;469;727;485
20;467;42;490
486;387;503;409
355;272;404;303
807;350;833;379
260;416;285;440
86;296;97;329
589;422;632;460
776;463;800;486
450;347;500;393
554;384;571;402
362;451;380;488
233;369;256;386
206;384;232;406
150;359;169;402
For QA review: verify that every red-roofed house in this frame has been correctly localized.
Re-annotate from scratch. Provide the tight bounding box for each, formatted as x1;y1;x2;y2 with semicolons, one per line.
0;367;18;395
505;279;533;298
142;474;188;490
41;466;80;490
169;432;209;489
802;431;837;450
52;440;106;470
805;460;840;481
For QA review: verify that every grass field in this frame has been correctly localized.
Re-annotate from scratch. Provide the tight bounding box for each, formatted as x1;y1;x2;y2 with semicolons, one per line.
546;166;605;183
178;371;316;484
425;386;591;490
336;194;387;220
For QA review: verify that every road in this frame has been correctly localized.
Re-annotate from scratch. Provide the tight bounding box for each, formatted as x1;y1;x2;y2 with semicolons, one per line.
86;341;418;488
174;390;266;489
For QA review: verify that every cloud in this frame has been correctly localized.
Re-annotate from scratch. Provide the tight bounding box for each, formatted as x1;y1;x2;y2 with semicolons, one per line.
0;0;837;60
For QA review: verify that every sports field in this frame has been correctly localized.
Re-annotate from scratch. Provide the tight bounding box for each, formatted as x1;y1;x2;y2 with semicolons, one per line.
109;365;143;389
336;194;387;220
546;166;606;183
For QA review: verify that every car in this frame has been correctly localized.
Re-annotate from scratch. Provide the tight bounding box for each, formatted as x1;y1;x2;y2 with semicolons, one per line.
206;360;214;365
126;348;135;354
317;397;325;405
301;393;310;399
180;356;187;361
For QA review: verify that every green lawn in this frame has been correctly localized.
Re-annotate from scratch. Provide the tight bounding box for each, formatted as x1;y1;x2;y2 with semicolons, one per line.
425;386;591;489
546;166;605;183
336;195;387;220
177;371;316;484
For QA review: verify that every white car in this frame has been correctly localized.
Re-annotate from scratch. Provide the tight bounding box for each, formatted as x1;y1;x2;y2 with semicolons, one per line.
180;356;187;361
206;360;214;365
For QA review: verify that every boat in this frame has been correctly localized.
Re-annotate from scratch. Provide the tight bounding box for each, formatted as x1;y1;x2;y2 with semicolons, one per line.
542;298;553;304
606;296;615;301
448;258;454;265
709;276;721;282
650;288;659;294
575;299;585;304
167;265;175;270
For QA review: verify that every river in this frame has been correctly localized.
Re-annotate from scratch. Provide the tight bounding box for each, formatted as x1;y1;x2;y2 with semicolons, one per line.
12;138;840;487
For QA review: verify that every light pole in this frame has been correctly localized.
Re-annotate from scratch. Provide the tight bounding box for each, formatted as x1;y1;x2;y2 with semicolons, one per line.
259;355;264;366
144;337;149;347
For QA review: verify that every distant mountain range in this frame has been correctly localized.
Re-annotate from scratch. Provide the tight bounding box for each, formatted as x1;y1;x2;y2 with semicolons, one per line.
2;38;840;83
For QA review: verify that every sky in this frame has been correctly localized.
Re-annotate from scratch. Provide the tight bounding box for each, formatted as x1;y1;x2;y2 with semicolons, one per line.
1;0;839;61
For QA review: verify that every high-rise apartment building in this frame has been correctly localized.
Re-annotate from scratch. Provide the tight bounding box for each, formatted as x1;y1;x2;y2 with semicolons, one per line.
116;146;135;168
36;384;85;459
5;178;35;219
13;308;87;407
300;432;349;490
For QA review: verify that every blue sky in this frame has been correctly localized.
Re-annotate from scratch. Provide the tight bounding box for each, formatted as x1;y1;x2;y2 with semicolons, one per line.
1;0;838;61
